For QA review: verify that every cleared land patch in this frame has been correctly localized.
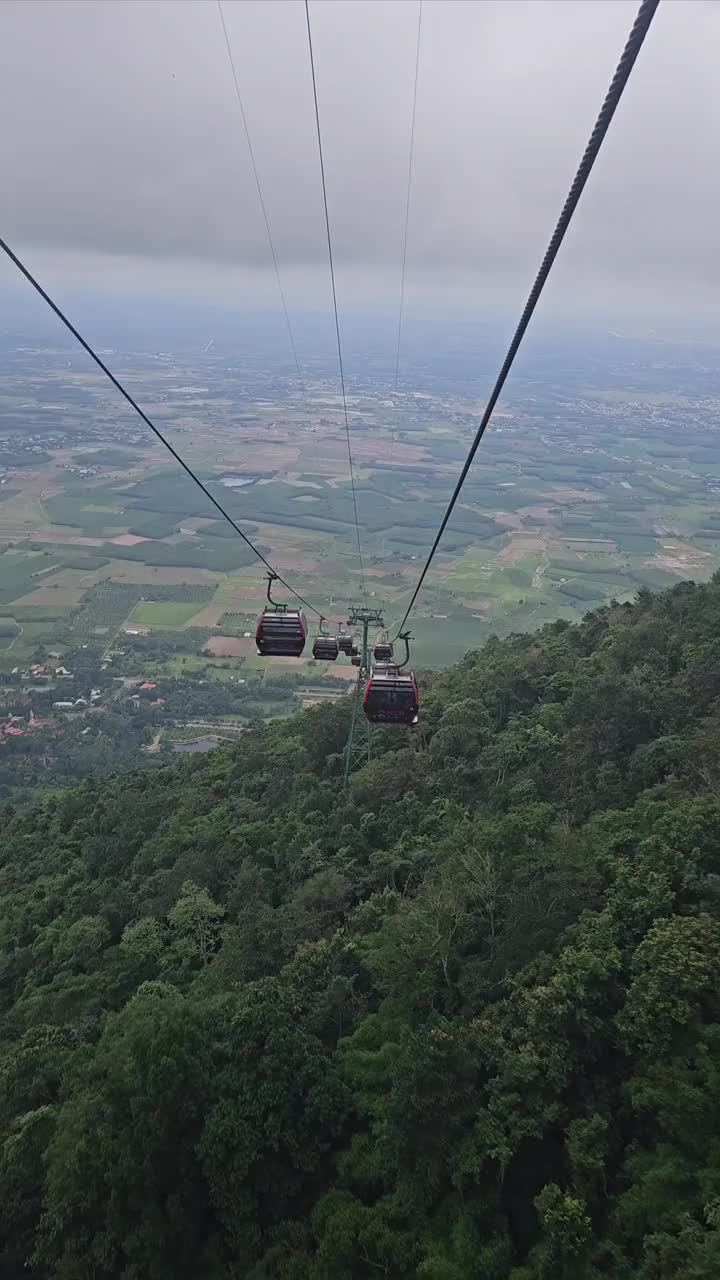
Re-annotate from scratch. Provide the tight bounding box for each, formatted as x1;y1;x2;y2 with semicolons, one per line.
204;635;257;657
498;533;546;564
9;584;83;608
185;604;225;628
130;601;203;628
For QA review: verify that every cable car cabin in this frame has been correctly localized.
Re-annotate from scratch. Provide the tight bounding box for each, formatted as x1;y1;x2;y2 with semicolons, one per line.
363;666;419;725
351;654;362;667
256;608;307;657
350;645;359;657
338;634;354;655
313;634;339;661
373;642;393;662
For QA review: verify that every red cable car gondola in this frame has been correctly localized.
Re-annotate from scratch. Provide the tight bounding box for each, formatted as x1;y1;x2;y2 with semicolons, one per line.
255;573;307;657
312;619;339;661
363;668;418;724
363;633;418;725
338;633;354;655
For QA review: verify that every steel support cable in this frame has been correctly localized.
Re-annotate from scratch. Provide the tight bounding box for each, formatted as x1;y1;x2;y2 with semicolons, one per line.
305;0;367;604
386;0;420;488
0;235;324;618
393;0;660;639
392;0;423;405
217;1;318;447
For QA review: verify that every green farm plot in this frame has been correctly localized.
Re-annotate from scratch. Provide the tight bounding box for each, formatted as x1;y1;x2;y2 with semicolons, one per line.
107;536;257;572
130;601;203;628
0;551;60;608
603;531;658;556
0;617;20;649
217;610;257;635
45;473;230;543
126;512;179;539
65;583;147;646
0;619;57;664
119;472;219;520
162;654;246;682
556;578;605;603
442;549;543;606
43;493;126;535
10;603;75;623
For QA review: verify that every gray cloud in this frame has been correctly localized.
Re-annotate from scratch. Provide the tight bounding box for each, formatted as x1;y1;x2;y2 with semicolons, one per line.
0;0;718;316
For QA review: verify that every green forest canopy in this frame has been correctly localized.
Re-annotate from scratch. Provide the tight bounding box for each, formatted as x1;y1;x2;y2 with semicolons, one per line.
3;575;720;1277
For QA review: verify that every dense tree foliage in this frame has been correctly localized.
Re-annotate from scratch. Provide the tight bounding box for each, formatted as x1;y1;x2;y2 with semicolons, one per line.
3;575;720;1276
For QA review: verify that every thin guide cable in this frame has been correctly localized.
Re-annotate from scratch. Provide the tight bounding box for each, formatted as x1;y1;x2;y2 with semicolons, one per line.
388;0;423;483
393;0;422;396
394;0;660;638
305;0;367;604
217;1;317;450
0;234;323;618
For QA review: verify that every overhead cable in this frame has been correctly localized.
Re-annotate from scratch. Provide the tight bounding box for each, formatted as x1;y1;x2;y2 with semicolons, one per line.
388;0;423;482
394;0;660;638
304;0;368;604
217;0;315;432
393;0;423;397
0;234;323;618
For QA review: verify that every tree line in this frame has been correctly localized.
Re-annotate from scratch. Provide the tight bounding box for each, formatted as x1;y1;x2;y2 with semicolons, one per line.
2;576;720;1276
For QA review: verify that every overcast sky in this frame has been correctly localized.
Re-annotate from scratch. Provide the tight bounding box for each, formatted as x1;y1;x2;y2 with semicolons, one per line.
1;0;718;332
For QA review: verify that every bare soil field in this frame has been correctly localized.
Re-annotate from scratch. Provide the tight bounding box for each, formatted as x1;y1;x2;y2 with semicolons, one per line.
270;553;322;572
352;439;431;465
300;689;350;708
498;533;546;564
516;506;557;522
649;544;711;576
219;444;301;470
659;540;709;558
547;488;606;503
10;585;82;607
184;605;225;628
490;511;523;529
204;636;256;657
558;538;617;551
459;598;492;613
0;525;105;546
102;562;218;585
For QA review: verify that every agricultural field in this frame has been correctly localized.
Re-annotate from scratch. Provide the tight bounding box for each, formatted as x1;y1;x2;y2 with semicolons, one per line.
130;600;211;629
3;329;720;674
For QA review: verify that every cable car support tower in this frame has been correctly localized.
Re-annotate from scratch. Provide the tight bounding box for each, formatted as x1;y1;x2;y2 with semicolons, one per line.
342;604;384;784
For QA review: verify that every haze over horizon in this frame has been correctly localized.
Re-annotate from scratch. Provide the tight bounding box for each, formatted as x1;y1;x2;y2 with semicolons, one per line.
1;0;718;344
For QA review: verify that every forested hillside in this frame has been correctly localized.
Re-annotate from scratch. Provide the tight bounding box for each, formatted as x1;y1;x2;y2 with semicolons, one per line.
3;577;720;1278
